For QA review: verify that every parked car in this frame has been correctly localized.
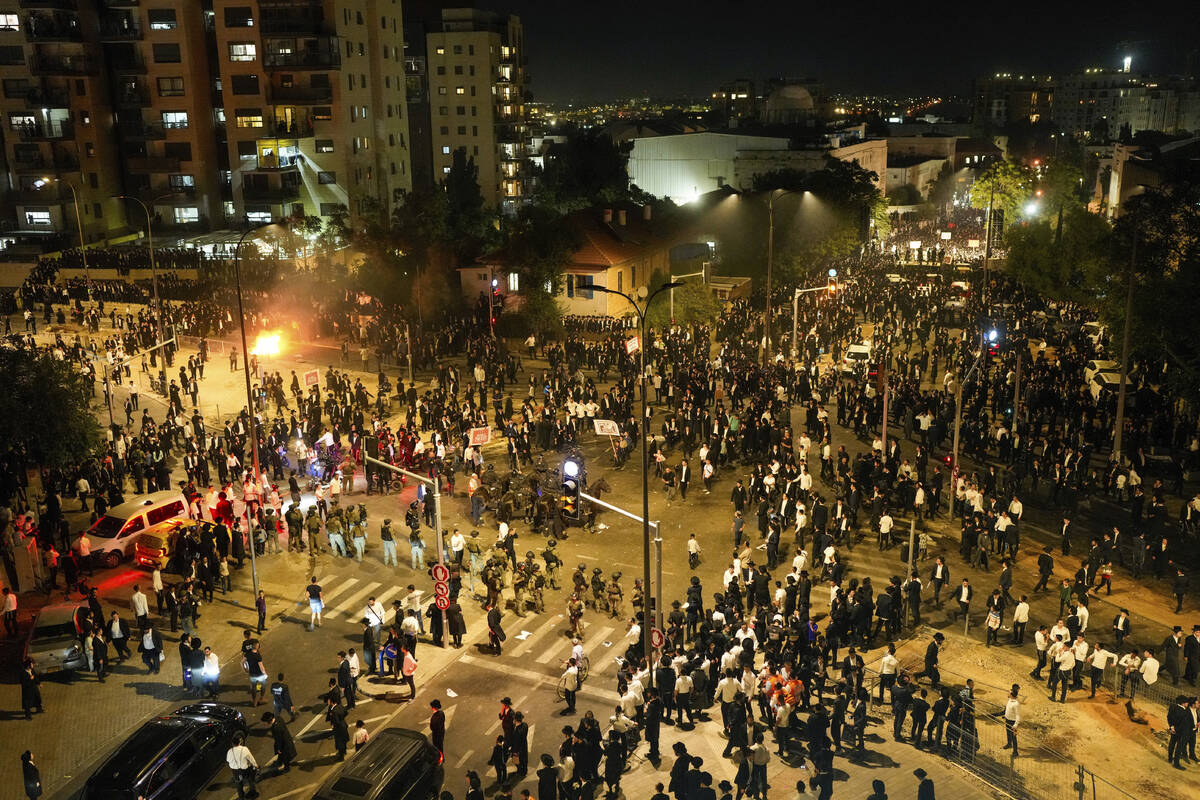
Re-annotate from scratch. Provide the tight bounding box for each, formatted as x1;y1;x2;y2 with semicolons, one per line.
82;490;188;568
134;518;213;571
23;602;89;674
82;703;246;800
840;343;873;374
1084;359;1119;384
312;728;444;800
1089;370;1122;403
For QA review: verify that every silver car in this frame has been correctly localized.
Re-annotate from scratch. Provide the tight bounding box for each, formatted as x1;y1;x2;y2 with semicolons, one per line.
24;602;89;674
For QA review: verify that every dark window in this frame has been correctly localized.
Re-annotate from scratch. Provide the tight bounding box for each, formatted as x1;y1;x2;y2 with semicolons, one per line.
0;46;24;66
315;139;333;153
163;142;192;161
88;172;98;188
152;44;181;63
319;202;341;215
317;171;336;184
230;74;259;95
93;202;102;218
236;141;257;157
224;7;254;27
310;73;330;88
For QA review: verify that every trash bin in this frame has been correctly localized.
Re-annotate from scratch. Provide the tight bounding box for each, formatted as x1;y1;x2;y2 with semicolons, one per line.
900;542;910;563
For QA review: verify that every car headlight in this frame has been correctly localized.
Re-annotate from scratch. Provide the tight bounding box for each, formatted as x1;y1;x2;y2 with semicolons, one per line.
67;644;81;658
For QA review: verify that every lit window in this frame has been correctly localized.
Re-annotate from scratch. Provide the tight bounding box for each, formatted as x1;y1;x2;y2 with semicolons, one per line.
507;273;519;293
25;210;51;227
173;207;199;223
435;46;445;55
148;9;177;30
456;87;464;95
235;109;263;128
246;211;271;224
315;139;334;153
442;166;450;174
0;14;18;30
442;146;450;154
229;43;257;62
161;111;189;129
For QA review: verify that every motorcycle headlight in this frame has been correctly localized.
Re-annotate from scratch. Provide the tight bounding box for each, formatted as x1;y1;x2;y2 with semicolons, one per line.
66;644;81;658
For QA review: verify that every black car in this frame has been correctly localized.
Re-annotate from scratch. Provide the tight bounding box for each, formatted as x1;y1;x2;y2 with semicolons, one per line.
312;728;444;800
82;703;246;800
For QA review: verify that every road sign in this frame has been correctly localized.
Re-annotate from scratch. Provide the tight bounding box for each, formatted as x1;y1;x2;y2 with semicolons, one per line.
649;628;665;649
433;581;450;598
468;426;491;447
431;563;450;582
625;335;640;355
593;418;621;437
434;595;450;610
303;369;320;387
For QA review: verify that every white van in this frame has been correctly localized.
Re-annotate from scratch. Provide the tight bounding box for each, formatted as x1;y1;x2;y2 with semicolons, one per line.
81;490;189;568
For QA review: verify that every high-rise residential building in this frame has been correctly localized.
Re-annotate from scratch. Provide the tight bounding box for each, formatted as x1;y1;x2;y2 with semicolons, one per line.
0;0;412;255
421;6;529;215
213;0;411;224
711;79;756;121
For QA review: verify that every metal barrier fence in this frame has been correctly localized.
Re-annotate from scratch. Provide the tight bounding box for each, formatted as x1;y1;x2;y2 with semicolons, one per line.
858;665;1138;800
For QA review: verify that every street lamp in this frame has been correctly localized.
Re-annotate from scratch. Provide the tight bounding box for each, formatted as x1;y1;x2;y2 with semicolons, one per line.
762;189;804;365
116;193;175;391
39;176;89;297
590;280;681;683
232;221;287;596
949;331;991;511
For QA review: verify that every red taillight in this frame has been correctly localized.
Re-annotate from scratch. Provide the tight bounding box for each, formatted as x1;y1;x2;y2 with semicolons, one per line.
437;750;444;765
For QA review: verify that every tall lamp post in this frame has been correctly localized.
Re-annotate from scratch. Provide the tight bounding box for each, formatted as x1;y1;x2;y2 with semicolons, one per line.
762;189;803;365
591;280;680;681
232;222;284;596
117;194;171;390
949;330;994;506
39;176;89;297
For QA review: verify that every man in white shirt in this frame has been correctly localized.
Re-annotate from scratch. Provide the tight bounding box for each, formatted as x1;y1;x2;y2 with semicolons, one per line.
1053;644;1075;703
1087;644;1115;698
715;669;742;732
1003;684;1021;756
1011;596;1030;644
1075;602;1089;633
878;643;899;702
792;548;810;574
130;586;150;630
362;597;386;638
1031;625;1050;679
1070;636;1090;689
226;733;259;799
877;512;894;550
1137;650;1160;700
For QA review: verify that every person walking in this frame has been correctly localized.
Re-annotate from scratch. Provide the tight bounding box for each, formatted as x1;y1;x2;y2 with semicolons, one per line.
1002;684;1020;756
305;577;324;629
489;734;509;789
560;657;580;715
20;660;42;719
246;643;267;706
429;699;446;755
337;651;356;710
21;751;41;800
225;733;258;800
3;587;18;637
255;590;267;635
262;712;297;773
326;696;350;760
137;622;163;674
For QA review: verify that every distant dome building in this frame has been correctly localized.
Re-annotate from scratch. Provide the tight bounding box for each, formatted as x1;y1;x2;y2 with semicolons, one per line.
764;85;815;124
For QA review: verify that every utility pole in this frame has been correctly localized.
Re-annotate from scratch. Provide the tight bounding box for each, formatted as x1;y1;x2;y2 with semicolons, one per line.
1112;237;1137;463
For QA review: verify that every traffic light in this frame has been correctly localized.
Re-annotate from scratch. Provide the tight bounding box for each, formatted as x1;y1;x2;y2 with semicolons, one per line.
560;478;580;521
827;268;839;295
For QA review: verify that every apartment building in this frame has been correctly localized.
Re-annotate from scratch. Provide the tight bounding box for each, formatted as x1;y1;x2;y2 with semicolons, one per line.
423;6;528;214
0;0;126;245
212;0;411;225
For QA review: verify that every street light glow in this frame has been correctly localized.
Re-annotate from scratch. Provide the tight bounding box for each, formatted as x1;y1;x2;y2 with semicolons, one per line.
1024;201;1039;216
988;329;999;342
562;459;580;478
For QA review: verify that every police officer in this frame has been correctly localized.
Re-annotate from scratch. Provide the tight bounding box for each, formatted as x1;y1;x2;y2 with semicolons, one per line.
606;573;624;619
380;518;397;567
591;568;607;613
304;508;323;553
542;540;561;589
512;565;530;617
285;504;303;552
530;564;546;613
573;563;588;604
466;531;484;592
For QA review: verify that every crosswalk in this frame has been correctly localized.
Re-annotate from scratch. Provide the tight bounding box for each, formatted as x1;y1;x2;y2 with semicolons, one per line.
309;575;408;622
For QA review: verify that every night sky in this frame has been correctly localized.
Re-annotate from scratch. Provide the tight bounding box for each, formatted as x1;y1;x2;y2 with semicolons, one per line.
473;0;1194;104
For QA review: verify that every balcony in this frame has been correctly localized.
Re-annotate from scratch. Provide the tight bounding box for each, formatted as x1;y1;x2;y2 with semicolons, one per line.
14;120;74;140
242;183;300;203
260;16;332;36
24;18;83;41
19;0;77;9
99;18;142;41
250;155;301;171
118;120;165;139
24;87;71;108
138;186;195;204
110;53;147;73
127;156;181;173
263;46;340;71
8;186;67;204
11;152;79;174
115;86;150;108
269;85;332;104
259;117;314;137
30;54;97;75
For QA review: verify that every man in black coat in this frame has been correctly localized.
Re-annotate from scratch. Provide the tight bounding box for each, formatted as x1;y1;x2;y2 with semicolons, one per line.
1034;547;1055;592
262;712;297;772
429;700;446;754
336;651;355;709
1168;696;1191;768
644;687;663;761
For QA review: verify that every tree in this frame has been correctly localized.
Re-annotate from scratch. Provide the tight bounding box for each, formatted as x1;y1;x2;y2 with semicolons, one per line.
645;269;721;328
500;206;581;338
0;348;100;471
443;148;495;263
1004;205;1111;301
969;158;1030;220
887;184;923;206
533;128;633;213
1039;159;1084;243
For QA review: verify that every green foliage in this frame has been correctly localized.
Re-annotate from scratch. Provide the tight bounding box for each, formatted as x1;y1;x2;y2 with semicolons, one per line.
970;158;1031;219
1004;206;1111;302
443;148;496;263
516;287;566;341
927;163;957;209
533;128;633;213
0;348;100;470
1106;164;1200;404
887;184;923;206
646;279;720;328
502;205;581;298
